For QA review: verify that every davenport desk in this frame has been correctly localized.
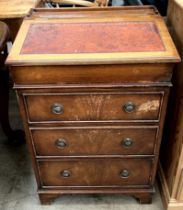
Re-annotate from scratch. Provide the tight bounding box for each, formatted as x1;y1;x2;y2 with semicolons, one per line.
6;7;180;205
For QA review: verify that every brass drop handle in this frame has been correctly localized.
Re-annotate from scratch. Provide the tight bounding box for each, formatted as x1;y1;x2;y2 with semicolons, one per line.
122;138;133;147
123;102;136;113
60;170;71;178
120;169;130;178
51;103;64;114
55;138;67;148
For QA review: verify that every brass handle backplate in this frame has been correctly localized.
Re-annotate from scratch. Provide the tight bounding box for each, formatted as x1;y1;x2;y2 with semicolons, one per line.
120;169;130;178
122;138;133;147
60;170;71;178
51;103;64;114
123;102;136;113
55;138;67;148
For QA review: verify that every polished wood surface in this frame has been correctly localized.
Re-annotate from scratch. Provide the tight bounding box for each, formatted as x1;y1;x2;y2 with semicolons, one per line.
29;6;160;19
158;1;183;210
7;7;180;205
31;126;158;156
38;158;152;186
10;64;173;86
25;92;162;122
0;0;40;41
0;0;40;19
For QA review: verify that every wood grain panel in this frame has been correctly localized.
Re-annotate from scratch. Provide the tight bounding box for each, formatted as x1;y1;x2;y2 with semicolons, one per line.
24;92;162;122
29;6;159;19
31;126;158;156
11;64;173;86
38;158;152;187
0;0;39;18
160;0;183;200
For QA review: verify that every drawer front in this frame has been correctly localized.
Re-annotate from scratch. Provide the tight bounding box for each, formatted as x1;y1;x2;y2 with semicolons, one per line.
31;127;158;156
11;64;173;86
25;92;162;122
38;159;152;187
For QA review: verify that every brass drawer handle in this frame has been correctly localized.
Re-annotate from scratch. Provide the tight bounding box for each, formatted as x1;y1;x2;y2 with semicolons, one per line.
122;138;133;147
55;138;67;148
123;102;136;113
51;103;64;114
120;169;130;178
60;170;71;178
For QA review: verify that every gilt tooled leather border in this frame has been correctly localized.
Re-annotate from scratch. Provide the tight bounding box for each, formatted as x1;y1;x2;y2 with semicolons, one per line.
20;22;165;55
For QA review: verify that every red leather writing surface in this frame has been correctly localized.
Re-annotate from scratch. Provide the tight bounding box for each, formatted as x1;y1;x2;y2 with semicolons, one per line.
21;22;165;54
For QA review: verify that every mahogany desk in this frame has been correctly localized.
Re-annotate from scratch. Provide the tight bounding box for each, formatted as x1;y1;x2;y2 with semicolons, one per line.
7;6;180;204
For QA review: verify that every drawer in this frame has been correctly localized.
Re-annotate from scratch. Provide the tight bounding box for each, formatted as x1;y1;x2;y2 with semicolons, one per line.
31;127;158;156
24;92;163;122
11;64;173;86
38;159;152;187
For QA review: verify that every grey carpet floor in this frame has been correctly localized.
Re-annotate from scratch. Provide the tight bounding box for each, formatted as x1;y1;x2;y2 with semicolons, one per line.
0;90;164;210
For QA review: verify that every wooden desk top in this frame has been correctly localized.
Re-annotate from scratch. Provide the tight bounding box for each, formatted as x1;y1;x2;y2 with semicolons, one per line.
6;7;180;66
0;0;40;19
